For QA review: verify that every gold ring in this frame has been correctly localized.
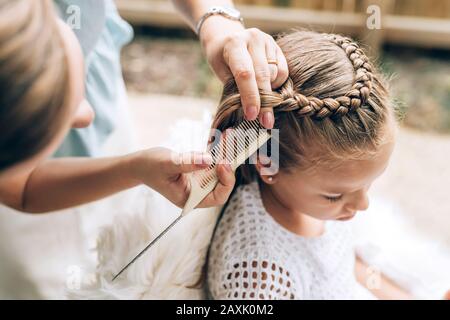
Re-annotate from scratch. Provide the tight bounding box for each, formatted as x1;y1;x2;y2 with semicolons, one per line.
267;59;278;65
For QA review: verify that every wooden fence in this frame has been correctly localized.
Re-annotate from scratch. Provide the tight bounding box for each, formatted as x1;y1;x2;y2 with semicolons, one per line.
116;0;450;54
235;0;450;19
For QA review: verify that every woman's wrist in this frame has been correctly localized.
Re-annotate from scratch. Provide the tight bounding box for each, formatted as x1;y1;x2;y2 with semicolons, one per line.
199;15;245;50
124;150;153;188
125;148;172;190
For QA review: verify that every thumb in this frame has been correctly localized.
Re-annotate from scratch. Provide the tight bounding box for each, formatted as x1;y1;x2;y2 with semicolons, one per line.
170;151;213;174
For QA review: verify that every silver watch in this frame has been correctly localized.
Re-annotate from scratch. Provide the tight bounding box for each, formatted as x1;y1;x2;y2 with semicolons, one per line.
195;6;244;36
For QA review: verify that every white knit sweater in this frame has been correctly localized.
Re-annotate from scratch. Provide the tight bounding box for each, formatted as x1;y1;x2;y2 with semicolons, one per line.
207;181;376;300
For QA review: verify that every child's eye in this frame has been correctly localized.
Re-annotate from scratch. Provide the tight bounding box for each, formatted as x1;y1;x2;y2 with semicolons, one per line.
323;195;343;202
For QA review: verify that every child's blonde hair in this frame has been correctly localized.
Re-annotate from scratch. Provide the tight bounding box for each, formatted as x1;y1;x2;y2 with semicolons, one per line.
213;30;395;183
192;30;397;289
0;0;71;170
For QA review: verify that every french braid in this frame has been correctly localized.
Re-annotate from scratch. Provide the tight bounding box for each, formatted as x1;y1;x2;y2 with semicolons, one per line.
213;32;382;131
266;34;374;119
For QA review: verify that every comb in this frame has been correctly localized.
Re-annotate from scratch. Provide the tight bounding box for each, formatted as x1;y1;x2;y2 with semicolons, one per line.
112;119;271;281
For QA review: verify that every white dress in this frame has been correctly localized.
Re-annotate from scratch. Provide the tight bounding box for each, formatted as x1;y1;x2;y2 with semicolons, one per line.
207;181;376;300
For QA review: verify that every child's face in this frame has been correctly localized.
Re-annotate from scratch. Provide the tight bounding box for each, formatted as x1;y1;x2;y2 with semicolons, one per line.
262;129;396;221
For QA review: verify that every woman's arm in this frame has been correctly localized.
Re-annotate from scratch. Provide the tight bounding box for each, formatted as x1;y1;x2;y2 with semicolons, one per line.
0;148;234;213
355;255;414;300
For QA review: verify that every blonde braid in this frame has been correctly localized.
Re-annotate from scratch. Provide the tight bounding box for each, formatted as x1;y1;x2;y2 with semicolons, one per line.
265;34;374;119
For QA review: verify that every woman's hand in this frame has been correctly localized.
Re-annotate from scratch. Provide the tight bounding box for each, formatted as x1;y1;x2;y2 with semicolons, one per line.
199;16;289;129
131;147;236;209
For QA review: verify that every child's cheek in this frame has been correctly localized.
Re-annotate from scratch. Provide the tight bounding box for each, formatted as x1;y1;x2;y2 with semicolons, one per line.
319;202;344;220
299;200;342;220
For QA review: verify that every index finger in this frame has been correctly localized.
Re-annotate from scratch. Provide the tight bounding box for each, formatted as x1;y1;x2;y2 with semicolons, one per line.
224;40;260;121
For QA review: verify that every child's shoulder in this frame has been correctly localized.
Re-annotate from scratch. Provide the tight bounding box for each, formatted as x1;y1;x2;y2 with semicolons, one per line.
208;182;302;299
211;181;291;262
220;182;276;236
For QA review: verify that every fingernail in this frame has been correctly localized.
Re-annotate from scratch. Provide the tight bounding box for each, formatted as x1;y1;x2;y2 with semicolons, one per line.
246;106;258;121
224;163;232;172
262;112;274;128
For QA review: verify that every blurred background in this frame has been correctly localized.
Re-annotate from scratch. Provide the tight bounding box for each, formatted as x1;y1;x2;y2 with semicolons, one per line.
117;0;450;246
1;0;449;299
119;0;450;133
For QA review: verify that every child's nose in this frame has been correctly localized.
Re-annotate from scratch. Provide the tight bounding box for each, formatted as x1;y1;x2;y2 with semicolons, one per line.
347;190;369;212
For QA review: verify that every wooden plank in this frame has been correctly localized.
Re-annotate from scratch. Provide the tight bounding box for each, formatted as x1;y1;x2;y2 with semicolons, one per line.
384;14;450;48
342;0;356;12
253;0;273;6
115;0;186;28
322;0;339;12
291;0;306;9
115;0;450;49
116;0;366;33
361;0;395;57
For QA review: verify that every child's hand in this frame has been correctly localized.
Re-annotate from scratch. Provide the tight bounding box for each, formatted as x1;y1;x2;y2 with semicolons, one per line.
131;147;236;209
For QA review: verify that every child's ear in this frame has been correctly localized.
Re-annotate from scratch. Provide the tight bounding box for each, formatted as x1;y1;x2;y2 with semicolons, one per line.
254;153;277;184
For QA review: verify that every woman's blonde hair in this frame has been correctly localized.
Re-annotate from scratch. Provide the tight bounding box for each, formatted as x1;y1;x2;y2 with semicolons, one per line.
213;30;394;184
0;0;71;170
